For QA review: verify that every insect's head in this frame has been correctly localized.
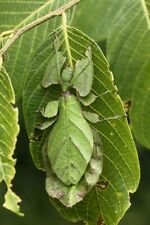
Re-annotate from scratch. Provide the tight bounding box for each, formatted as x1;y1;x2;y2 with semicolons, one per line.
61;66;73;92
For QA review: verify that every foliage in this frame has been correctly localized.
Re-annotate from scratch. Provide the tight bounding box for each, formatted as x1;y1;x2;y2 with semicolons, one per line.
74;0;150;150
23;24;139;225
0;65;22;215
1;0;149;224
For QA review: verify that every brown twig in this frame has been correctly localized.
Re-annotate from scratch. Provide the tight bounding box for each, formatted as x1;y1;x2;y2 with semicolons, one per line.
0;0;80;56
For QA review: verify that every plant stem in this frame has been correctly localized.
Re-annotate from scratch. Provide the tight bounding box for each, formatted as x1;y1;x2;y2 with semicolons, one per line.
0;0;80;57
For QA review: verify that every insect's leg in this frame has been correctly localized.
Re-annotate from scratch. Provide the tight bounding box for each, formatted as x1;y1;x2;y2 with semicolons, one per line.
41;100;59;118
98;114;127;123
36;100;59;130
92;86;118;98
36;117;57;130
91;87;127;122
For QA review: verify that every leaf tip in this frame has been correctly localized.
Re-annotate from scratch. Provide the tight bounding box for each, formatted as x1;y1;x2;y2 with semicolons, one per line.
3;188;24;216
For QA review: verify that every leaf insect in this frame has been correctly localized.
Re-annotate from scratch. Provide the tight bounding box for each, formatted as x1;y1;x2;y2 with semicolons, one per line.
38;40;103;207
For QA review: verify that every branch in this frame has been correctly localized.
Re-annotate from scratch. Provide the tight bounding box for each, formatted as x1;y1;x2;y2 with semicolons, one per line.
0;0;80;56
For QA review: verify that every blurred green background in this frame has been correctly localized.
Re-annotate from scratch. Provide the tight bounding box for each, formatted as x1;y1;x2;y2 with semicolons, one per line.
0;102;150;225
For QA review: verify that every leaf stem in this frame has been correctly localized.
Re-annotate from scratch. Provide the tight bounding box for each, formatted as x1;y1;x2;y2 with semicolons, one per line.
0;0;80;57
0;30;15;38
62;12;73;68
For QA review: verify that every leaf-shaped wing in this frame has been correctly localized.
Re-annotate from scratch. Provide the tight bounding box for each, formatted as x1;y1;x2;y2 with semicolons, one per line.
47;95;93;186
0;67;22;215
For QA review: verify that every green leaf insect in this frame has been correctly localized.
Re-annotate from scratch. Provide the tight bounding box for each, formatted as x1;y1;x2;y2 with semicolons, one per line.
38;46;103;207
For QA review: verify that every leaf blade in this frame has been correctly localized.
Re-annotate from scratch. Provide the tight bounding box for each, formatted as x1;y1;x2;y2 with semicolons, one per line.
0;66;22;216
73;0;123;41
107;0;150;149
23;26;140;225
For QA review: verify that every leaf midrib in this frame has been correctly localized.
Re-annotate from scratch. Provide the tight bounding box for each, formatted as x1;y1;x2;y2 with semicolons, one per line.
141;0;150;29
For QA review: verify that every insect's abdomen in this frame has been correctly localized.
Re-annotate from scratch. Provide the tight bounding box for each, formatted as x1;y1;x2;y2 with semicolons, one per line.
47;95;93;186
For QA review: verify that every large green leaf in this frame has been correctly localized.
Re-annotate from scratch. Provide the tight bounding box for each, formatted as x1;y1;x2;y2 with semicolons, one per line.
107;0;150;149
72;0;123;41
0;0;75;99
23;25;140;225
0;66;22;215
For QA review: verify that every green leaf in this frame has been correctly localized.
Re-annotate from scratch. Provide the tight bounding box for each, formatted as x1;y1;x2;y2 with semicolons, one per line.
3;188;23;216
73;0;123;41
43;128;103;207
47;95;93;186
0;66;22;216
107;0;150;149
23;26;140;225
0;0;74;99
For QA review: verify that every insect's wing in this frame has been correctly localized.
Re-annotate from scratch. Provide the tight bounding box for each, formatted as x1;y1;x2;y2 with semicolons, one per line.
42;51;66;88
47;95;93;186
71;47;94;97
44;128;103;207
